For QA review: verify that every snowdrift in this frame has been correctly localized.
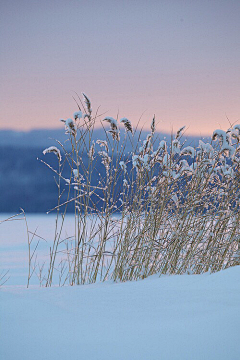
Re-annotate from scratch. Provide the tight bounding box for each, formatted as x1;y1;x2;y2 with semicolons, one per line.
1;266;240;360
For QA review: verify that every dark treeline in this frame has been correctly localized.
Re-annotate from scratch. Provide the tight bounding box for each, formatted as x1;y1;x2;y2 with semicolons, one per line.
1;145;237;214
0;129;212;213
0;146;132;213
0;146;61;213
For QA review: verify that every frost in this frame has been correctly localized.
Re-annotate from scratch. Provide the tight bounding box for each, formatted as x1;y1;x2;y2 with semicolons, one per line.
73;111;82;120
73;169;78;178
132;154;140;168
221;143;235;159
217;164;234;178
103;117;118;131
180;146;196;158
119;161;127;174
233;124;240;135
171;194;179;207
73;170;85;182
43;146;62;162
179;159;192;173
212;129;227;142
159;140;167;152
190;162;198;171
139;134;152;154
153;140;167;157
107;129;120;141
61;118;76;136
88;141;95;159
143;154;150;169
96;140;109;153
171;139;180;155
98;151;111;173
163;153;170;166
199;140;214;156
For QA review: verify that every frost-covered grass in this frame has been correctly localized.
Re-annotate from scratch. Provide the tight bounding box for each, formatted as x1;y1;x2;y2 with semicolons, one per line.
25;93;239;286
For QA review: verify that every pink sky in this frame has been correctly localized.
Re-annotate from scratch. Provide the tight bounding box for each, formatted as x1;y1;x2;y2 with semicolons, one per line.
1;0;240;135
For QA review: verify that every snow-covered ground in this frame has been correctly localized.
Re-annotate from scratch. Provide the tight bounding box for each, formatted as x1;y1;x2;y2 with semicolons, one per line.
1;214;240;359
1;266;240;360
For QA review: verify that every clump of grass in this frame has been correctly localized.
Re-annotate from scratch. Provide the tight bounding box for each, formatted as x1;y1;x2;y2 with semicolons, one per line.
29;94;239;286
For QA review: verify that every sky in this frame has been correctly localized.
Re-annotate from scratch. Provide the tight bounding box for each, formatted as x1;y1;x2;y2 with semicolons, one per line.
0;0;240;135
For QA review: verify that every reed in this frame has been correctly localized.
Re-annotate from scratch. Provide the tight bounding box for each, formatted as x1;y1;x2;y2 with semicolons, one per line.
28;93;240;286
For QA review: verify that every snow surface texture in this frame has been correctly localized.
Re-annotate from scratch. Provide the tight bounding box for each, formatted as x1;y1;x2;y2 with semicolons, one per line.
1;266;240;360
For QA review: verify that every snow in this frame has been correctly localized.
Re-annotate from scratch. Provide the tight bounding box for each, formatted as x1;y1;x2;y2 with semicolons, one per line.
171;139;180;154
120;118;133;133
73;111;82;120
180;145;196;158
119;160;127;173
1;214;240;359
1;266;240;360
212;129;227;141
233;124;240;134
0;214;77;286
103;117;118;131
61;118;76;135
43;146;62;162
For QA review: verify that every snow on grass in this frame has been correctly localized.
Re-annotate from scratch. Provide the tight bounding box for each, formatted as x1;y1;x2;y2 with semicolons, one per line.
1;266;240;360
37;93;240;285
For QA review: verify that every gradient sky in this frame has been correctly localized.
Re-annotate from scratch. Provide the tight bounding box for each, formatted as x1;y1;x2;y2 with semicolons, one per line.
1;0;240;135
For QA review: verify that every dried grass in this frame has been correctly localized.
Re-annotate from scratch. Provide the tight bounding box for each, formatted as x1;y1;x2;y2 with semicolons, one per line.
27;94;240;286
